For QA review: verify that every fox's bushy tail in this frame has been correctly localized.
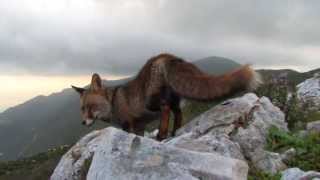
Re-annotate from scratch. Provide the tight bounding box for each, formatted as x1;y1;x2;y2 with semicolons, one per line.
164;59;262;100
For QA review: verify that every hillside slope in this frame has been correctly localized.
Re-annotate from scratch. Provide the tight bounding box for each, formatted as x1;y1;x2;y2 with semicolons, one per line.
257;68;320;86
0;80;127;161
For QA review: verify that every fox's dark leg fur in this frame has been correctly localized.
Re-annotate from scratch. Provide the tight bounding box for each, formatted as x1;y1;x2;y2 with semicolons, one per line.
157;87;172;140
133;121;146;136
157;102;171;140
121;121;134;133
168;92;182;136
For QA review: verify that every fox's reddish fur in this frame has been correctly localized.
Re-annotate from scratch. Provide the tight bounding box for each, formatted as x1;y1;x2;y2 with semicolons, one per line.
73;53;261;140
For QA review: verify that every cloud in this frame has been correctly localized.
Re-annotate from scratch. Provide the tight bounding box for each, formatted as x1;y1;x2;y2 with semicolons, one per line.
0;0;319;76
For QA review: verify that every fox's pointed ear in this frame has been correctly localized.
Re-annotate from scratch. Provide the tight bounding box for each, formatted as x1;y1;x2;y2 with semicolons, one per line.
71;85;85;95
90;73;102;91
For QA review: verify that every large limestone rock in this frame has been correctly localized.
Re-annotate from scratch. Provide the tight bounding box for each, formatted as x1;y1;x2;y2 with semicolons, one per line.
51;93;288;179
51;127;248;180
297;73;320;109
171;93;288;173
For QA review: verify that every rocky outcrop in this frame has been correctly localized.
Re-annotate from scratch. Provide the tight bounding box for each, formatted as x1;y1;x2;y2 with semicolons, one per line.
51;93;289;179
51;127;248;180
282;168;320;180
50;130;104;180
170;93;288;173
297;73;320;109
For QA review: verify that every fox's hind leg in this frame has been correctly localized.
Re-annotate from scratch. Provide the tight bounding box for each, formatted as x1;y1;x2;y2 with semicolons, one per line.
171;96;182;136
157;103;171;141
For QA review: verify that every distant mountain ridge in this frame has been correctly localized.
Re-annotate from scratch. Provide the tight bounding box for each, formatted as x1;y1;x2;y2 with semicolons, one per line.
257;68;320;86
193;56;241;75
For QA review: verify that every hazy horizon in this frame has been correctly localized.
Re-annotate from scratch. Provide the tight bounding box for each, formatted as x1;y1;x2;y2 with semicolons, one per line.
1;0;320;111
0;74;127;113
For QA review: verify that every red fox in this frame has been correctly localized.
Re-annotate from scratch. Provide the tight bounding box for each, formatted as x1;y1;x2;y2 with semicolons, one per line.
72;53;262;140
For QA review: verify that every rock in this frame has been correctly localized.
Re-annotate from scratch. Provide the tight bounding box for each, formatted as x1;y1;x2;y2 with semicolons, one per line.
51;127;248;180
52;93;288;179
297;73;320;109
282;168;320;180
167;132;245;160
280;148;296;164
281;168;305;180
306;120;320;133
50;130;104;180
144;129;158;139
232;96;288;159
172;93;288;174
176;93;260;136
251;150;287;174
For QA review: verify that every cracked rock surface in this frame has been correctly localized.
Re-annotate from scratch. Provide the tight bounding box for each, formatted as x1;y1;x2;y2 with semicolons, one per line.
51;127;248;180
171;93;288;173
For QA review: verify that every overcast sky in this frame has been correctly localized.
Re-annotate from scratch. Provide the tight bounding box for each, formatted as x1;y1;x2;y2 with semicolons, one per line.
2;0;320;75
0;0;320;110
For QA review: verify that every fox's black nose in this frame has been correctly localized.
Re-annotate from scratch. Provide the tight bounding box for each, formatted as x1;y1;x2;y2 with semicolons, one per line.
82;121;86;125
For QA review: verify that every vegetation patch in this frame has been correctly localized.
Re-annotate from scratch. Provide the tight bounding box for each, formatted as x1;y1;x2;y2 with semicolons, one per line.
304;111;320;123
266;126;320;171
0;145;69;180
248;166;281;180
80;155;93;179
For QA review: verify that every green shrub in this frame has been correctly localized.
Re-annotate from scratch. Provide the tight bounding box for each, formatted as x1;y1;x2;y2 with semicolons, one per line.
248;167;281;180
0;145;69;180
266;126;320;171
304;111;320;123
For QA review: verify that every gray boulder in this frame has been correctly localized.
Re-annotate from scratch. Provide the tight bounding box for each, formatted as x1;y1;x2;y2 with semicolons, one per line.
171;93;288;174
282;168;320;180
51;127;248;180
297;73;320;109
251;150;287;174
280;148;296;164
50;130;105;180
52;93;288;179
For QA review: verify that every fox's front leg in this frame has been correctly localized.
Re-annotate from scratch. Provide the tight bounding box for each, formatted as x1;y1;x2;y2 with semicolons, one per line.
121;121;134;133
157;103;171;141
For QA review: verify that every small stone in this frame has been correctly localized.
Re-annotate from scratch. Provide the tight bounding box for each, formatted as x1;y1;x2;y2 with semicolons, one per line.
306;120;320;133
280;148;296;164
282;168;320;180
251;150;287;174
